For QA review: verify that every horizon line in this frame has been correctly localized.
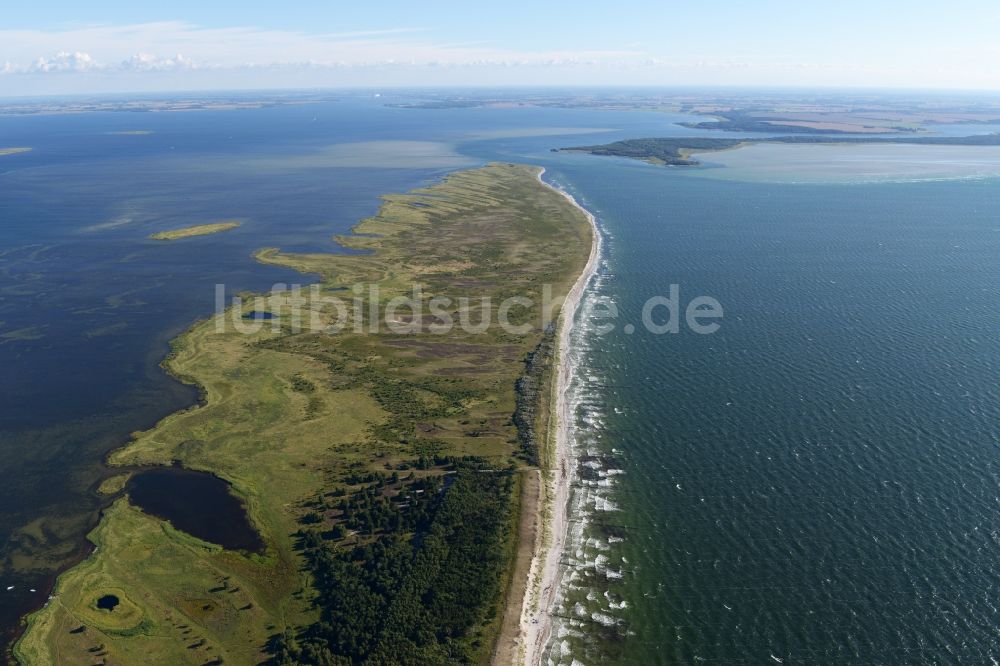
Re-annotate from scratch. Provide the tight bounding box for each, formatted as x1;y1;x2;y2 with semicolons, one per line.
4;83;1000;103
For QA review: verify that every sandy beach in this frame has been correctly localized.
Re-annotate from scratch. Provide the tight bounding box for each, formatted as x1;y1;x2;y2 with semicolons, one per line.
515;168;602;665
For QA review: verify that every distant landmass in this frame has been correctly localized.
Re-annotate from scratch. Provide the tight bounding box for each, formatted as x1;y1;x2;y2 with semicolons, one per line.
679;110;920;134
382;92;1000;140
0;94;332;116
559;133;1000;166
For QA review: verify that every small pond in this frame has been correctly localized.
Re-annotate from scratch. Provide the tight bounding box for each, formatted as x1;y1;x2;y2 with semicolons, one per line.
127;467;264;553
96;594;119;611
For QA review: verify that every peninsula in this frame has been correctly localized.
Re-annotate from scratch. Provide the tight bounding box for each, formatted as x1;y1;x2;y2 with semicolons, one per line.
16;163;593;665
0;147;31;156
561;133;1000;166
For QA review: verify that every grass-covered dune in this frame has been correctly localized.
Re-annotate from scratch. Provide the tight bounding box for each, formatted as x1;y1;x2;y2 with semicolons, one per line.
15;163;592;665
150;221;241;240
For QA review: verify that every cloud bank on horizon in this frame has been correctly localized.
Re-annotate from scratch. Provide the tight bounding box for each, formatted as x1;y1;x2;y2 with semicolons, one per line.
1;21;656;94
3;14;1000;95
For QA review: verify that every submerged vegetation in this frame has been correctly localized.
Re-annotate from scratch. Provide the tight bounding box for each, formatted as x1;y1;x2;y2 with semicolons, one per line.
150;221;241;240
16;163;592;664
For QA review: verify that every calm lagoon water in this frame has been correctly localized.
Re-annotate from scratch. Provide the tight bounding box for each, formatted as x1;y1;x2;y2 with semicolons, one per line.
0;96;664;651
4;94;1000;664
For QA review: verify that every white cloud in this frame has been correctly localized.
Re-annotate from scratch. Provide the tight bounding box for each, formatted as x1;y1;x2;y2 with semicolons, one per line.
28;51;100;73
120;52;198;72
0;19;998;93
0;21;634;75
0;49;204;77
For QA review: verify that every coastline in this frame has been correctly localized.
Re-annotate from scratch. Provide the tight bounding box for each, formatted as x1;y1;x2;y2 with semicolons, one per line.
517;168;602;665
15;163;591;665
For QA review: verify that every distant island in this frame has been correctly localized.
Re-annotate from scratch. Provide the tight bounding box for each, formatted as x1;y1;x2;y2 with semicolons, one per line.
0;147;31;156
560;133;1000;166
679;110;920;134
150;221;241;240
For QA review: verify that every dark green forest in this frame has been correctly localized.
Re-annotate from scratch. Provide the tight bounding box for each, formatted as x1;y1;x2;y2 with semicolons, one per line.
271;459;516;665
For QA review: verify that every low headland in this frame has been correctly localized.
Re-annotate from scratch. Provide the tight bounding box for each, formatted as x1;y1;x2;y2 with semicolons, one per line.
0;147;31;156
150;221;242;240
561;133;1000;166
15;163;594;665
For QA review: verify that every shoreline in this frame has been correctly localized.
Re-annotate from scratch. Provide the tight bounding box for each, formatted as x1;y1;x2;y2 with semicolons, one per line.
517;168;602;665
15;163;588;665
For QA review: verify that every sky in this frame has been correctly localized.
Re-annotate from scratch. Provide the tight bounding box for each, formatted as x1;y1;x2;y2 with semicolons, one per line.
3;1;1000;96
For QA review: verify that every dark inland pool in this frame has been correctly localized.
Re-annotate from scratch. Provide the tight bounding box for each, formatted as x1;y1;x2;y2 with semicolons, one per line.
95;594;119;611
242;310;276;320
126;468;264;554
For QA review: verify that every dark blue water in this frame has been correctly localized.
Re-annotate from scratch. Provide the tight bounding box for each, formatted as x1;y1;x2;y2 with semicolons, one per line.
539;159;1000;664
5;93;1000;664
0;95;666;651
126;468;264;553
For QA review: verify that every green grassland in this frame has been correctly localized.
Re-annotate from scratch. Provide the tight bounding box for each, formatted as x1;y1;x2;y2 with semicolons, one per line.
16;163;592;664
150;221;241;241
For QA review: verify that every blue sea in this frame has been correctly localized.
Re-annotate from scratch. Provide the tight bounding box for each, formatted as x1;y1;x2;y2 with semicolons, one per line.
4;92;1000;663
